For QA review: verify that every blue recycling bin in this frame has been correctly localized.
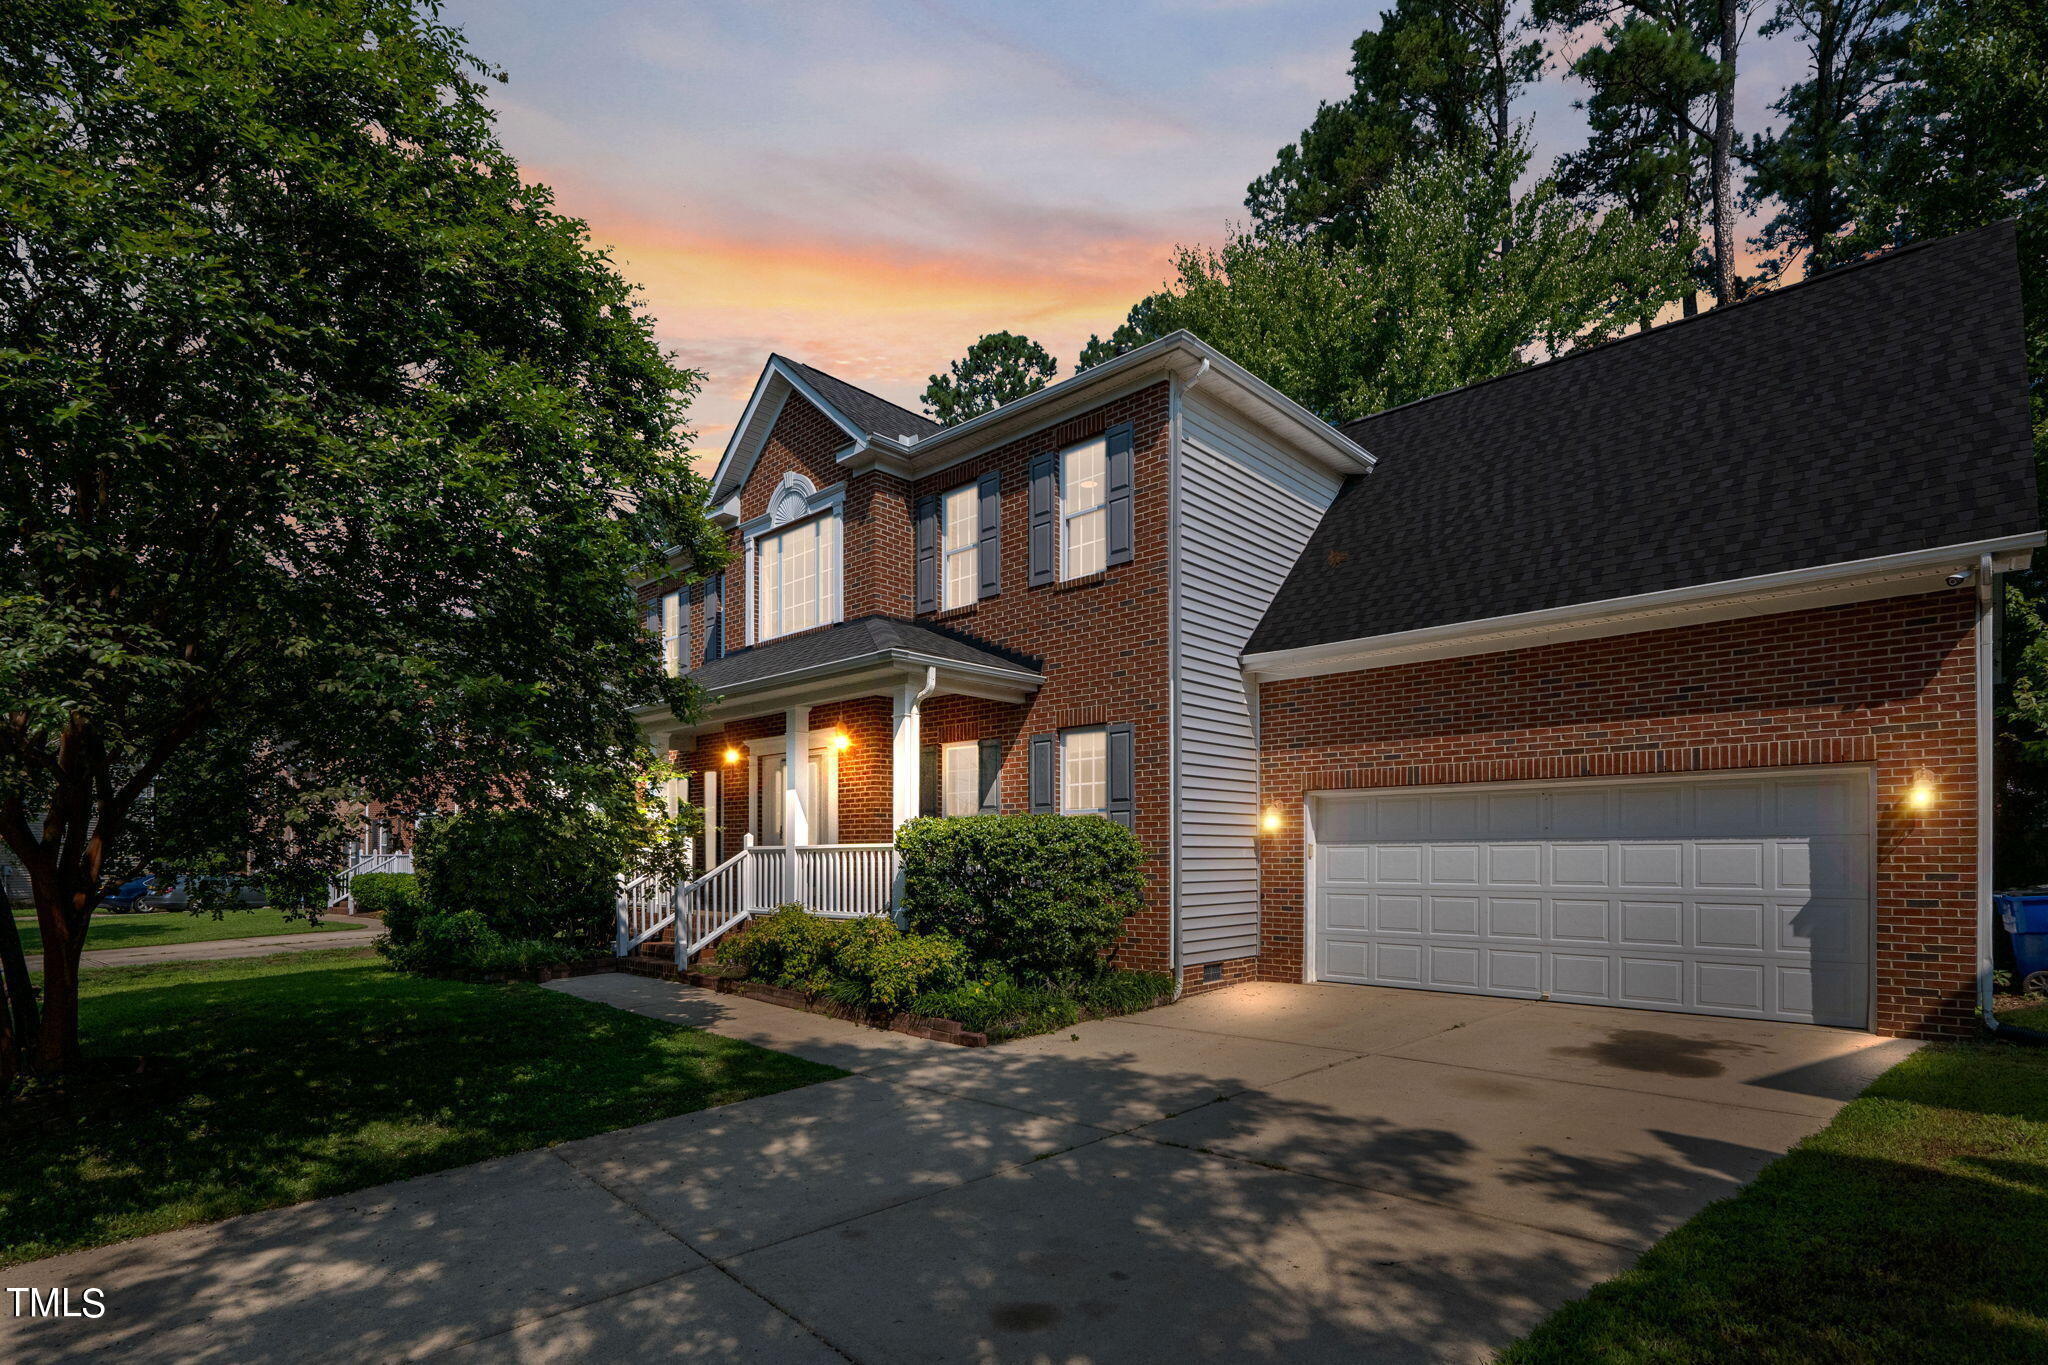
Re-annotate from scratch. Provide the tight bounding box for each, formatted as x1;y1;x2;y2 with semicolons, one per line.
1998;892;2048;992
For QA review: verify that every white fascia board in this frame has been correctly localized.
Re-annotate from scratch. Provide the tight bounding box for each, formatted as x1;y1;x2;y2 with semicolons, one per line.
864;332;1375;480
706;359;870;505
1242;533;2044;681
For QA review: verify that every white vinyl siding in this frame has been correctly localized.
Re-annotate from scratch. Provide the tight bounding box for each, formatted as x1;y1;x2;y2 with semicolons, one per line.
941;741;979;817
758;514;839;641
942;484;979;610
1061;727;1107;815
1172;390;1343;966
1061;436;1107;579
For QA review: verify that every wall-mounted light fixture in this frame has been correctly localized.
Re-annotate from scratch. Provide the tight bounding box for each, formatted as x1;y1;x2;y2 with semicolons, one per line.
832;729;853;752
723;745;743;765
1261;808;1284;833
1906;770;1938;811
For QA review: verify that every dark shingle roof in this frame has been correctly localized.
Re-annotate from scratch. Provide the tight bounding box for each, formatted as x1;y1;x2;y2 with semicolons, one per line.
690;616;1040;697
1248;222;2041;657
779;358;941;443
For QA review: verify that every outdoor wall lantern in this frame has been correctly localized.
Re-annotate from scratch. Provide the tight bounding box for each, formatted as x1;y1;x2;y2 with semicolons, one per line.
723;745;743;765
1261;808;1284;833
832;729;853;752
1906;770;1938;812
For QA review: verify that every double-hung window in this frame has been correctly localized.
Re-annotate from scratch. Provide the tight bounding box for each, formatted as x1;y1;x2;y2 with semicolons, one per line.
659;589;685;675
1059;727;1107;815
758;513;838;642
941;741;980;817
1061;436;1107;579
941;484;979;610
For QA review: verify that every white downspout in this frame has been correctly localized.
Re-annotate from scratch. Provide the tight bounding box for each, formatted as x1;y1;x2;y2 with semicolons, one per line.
1976;552;2007;1034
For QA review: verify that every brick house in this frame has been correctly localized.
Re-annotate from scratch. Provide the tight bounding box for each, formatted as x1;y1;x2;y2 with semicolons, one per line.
631;223;2039;1040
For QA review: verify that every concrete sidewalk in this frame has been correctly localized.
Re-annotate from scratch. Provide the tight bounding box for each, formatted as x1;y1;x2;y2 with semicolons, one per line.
5;976;1915;1363
24;921;380;973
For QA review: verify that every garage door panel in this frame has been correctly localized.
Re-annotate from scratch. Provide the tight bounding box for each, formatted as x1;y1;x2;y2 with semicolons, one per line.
1619;900;1682;947
1487;897;1543;939
1694;900;1768;953
1312;772;1872;1028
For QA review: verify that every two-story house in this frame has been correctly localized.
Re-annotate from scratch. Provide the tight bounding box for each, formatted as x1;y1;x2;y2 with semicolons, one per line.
633;222;2041;1040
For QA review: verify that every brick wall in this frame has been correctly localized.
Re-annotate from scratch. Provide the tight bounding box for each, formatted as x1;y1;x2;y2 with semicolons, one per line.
1256;591;1982;1039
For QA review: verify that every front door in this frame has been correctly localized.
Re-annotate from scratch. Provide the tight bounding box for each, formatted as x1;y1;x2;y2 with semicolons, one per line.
754;747;837;846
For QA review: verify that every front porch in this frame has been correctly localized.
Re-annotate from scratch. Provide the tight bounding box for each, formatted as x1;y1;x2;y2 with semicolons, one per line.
619;616;1044;964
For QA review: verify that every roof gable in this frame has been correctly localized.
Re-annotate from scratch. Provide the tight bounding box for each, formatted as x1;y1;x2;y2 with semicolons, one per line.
1248;222;2041;659
708;356;935;507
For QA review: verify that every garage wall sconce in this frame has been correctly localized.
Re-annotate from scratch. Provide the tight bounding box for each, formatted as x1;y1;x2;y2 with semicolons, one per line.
1906;770;1938;812
1261;808;1284;833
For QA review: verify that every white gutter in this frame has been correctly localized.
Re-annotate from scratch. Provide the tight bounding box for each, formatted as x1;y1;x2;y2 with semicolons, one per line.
1973;552;2036;1041
1245;532;2045;681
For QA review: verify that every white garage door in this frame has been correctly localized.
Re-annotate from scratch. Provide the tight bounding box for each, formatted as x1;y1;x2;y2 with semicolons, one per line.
1312;771;1872;1027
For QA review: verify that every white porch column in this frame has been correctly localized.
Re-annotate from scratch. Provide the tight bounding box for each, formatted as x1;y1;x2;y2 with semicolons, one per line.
891;681;924;830
784;704;810;906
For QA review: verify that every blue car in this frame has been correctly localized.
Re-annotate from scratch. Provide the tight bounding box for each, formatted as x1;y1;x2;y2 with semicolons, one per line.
99;876;157;911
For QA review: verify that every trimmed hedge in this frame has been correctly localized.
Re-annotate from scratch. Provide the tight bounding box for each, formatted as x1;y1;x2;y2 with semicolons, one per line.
376;907;586;977
906;969;1175;1042
896;814;1145;983
347;872;418;916
725;906;970;1013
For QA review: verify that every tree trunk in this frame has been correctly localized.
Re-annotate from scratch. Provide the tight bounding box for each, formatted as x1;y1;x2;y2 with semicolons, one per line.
31;885;86;1072
1711;0;1742;304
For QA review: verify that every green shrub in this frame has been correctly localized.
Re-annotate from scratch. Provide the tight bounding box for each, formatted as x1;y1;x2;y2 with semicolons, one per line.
413;808;619;951
347;872;419;916
896;814;1147;983
727;906;970;1014
378;906;586;976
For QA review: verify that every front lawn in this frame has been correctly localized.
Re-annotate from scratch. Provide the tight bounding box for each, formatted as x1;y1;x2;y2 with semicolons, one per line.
1;948;840;1267
1502;1039;2048;1363
13;905;350;955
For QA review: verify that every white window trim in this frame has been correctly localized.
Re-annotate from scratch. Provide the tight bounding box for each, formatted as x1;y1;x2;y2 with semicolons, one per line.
740;474;845;645
1059;725;1108;816
940;483;979;611
660;589;686;675
1058;434;1108;582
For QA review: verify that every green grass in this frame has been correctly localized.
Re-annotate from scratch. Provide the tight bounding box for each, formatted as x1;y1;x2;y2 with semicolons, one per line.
2000;996;2048;1030
0;948;841;1266
1501;1040;2048;1363
14;906;350;955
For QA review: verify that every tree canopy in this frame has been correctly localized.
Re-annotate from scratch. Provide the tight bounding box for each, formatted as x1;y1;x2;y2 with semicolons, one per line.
0;0;721;1074
1105;137;1686;421
921;331;1059;426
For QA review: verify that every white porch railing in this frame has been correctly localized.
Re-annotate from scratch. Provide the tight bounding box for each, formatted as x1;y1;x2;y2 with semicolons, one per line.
332;850;414;908
613;838;899;964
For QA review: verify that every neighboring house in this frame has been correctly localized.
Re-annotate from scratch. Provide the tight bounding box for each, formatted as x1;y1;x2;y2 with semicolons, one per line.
632;222;2040;1040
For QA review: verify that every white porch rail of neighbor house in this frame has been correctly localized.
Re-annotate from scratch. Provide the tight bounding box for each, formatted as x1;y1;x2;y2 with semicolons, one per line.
612;839;900;965
333;850;415;907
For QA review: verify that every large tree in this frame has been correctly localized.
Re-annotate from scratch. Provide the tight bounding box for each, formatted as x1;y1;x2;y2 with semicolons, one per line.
1120;137;1686;420
1539;0;1751;306
1247;0;1545;245
921;331;1057;426
1743;0;1912;280
0;0;722;1076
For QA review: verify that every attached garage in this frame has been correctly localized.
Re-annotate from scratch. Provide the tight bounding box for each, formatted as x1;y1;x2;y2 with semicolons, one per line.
1310;771;1873;1028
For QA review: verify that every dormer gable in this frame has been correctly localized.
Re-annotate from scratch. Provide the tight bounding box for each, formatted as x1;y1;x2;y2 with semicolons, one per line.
708;356;937;515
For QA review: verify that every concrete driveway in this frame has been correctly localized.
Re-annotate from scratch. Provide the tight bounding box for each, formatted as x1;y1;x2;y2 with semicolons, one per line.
6;979;1916;1364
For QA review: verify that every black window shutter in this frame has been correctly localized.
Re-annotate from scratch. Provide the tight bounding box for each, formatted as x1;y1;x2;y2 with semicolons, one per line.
920;743;941;817
1105;423;1134;567
1105;723;1135;829
1028;454;1056;586
977;739;1002;813
976;472;1001;599
703;573;724;661
915;495;940;614
1029;733;1056;812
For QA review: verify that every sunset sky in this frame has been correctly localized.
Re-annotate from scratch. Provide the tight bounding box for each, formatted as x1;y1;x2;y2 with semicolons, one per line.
438;1;1805;464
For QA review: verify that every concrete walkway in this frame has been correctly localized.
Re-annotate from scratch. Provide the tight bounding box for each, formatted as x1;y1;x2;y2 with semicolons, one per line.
6;978;1916;1363
24;921;380;973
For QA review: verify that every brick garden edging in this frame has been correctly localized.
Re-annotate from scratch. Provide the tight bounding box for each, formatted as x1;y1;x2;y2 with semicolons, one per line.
609;956;992;1046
